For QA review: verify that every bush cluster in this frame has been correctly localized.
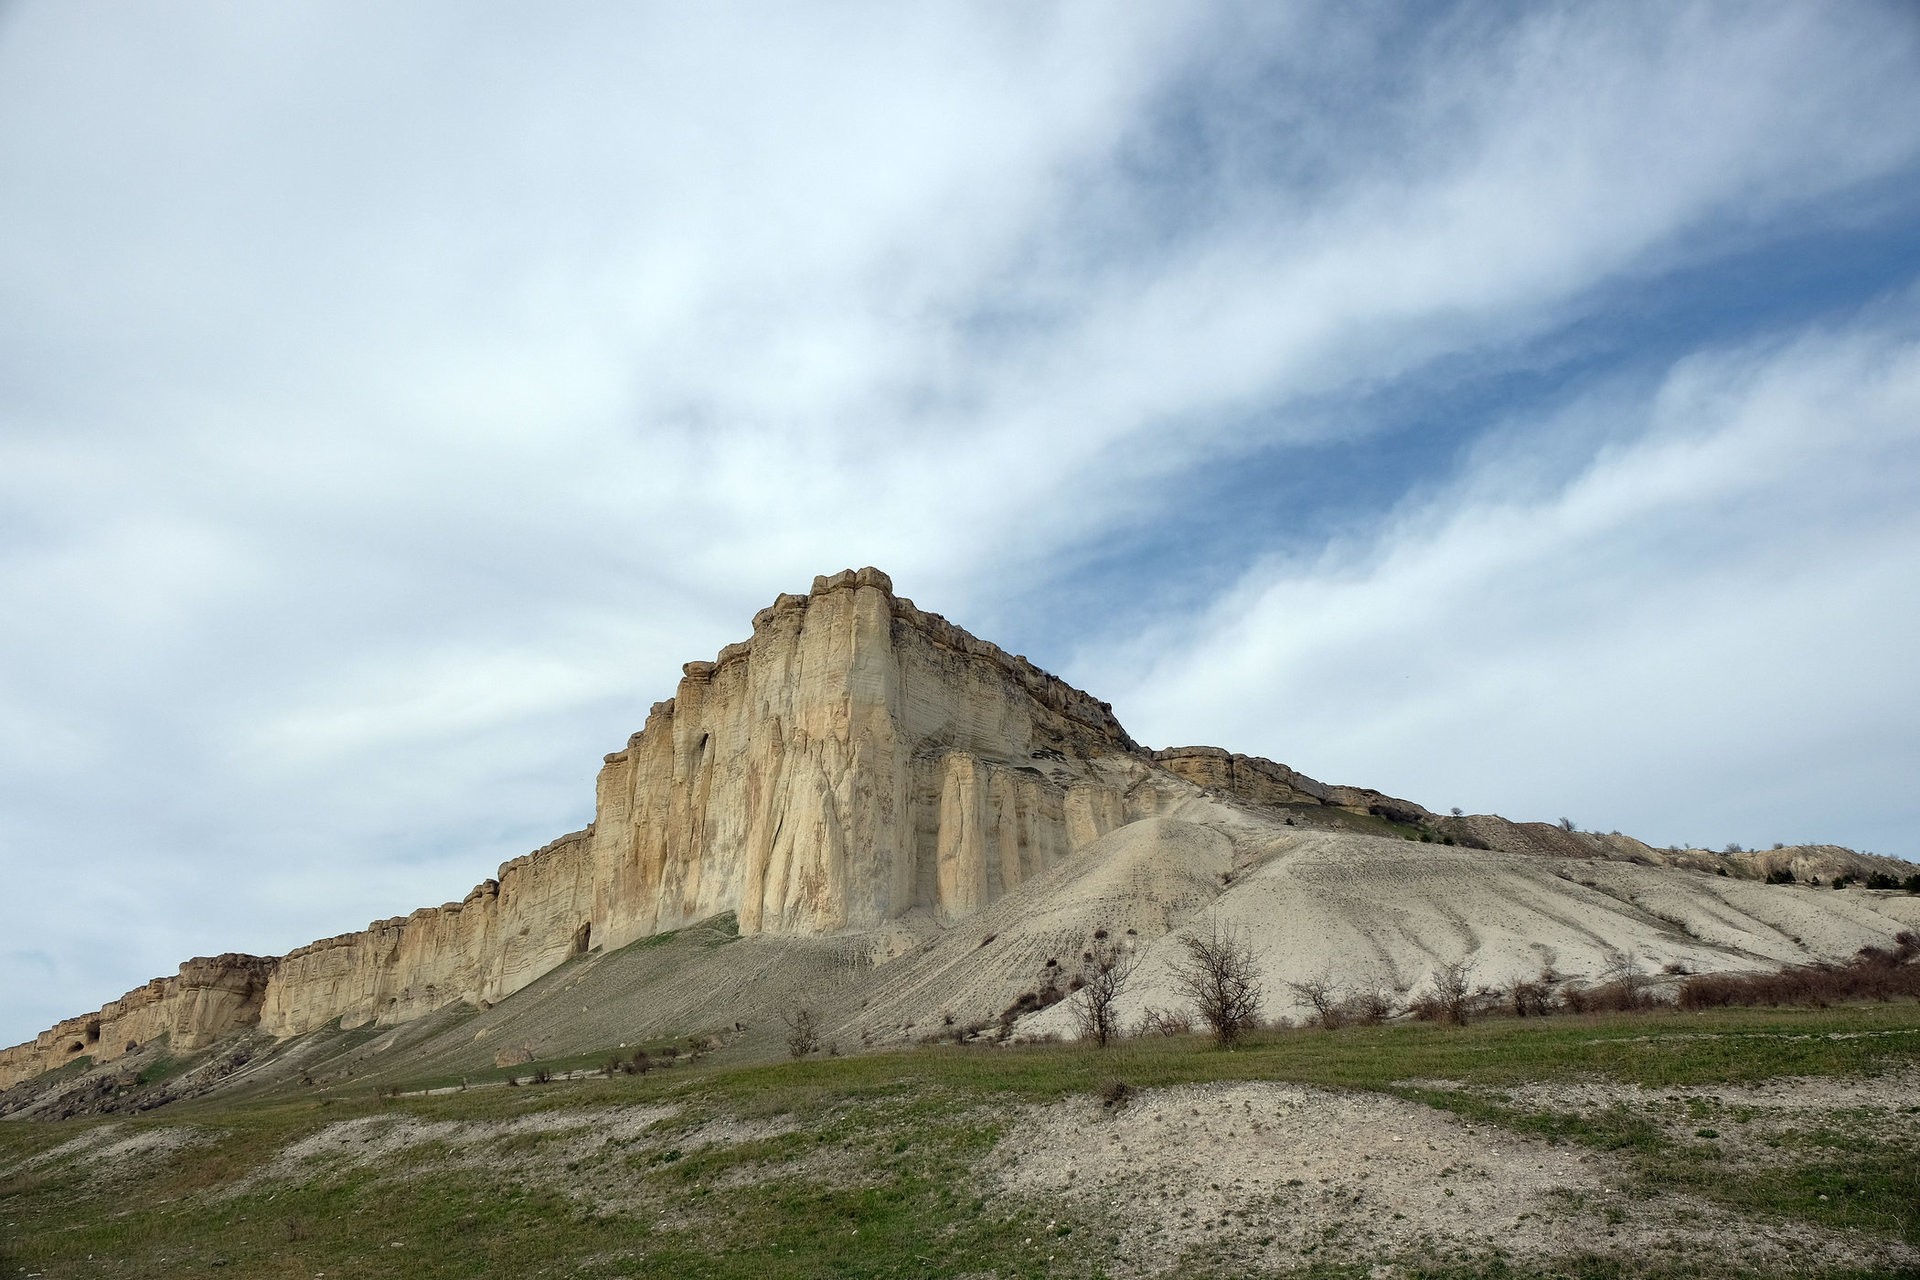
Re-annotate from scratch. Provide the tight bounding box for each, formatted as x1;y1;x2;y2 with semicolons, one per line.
998;919;1920;1050
997;972;1070;1039
1677;932;1920;1009
1287;976;1399;1029
1134;1007;1194;1037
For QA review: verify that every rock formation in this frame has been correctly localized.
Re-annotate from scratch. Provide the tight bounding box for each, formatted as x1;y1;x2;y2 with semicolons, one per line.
3;568;1159;1087
0;954;273;1090
5;567;1916;1094
258;828;597;1037
584;566;1143;952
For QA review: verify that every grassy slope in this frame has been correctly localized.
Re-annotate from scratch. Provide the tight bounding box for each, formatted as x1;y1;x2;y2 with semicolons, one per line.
3;1004;1919;1280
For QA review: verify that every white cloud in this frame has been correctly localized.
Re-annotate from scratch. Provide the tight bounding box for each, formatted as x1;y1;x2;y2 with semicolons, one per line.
1087;313;1920;853
1;2;1918;1044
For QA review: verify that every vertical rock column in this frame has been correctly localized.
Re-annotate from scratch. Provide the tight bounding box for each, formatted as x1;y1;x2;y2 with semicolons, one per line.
591;568;916;946
738;569;913;933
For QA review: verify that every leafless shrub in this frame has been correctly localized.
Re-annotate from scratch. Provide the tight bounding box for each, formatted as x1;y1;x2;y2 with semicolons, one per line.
1135;1006;1193;1037
1510;979;1553;1017
1678;932;1920;1009
1286;976;1345;1029
1342;988;1399;1026
783;1008;821;1059
1170;924;1264;1047
1096;1078;1132;1109
998;972;1070;1039
1552;952;1664;1014
1558;817;1576;832
1596;950;1656;1011
1508;954;1562;1017
1289;976;1395;1028
1413;959;1478;1026
1071;941;1135;1048
933;1018;986;1046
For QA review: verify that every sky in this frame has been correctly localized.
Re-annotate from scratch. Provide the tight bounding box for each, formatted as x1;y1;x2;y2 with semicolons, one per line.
3;1;1919;1048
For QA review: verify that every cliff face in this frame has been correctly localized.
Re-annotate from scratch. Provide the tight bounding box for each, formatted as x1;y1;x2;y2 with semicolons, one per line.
3;568;1157;1086
587;567;1141;950
0;953;274;1087
258;829;597;1038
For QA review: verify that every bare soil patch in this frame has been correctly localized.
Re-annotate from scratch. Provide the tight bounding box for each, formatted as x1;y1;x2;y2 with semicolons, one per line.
4;1122;206;1181
239;1102;796;1207
993;1079;1912;1276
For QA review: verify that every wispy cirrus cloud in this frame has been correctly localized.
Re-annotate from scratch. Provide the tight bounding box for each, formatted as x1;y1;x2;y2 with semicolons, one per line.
1086;309;1920;852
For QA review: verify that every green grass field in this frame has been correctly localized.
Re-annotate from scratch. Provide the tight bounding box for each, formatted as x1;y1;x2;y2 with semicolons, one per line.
3;1003;1918;1279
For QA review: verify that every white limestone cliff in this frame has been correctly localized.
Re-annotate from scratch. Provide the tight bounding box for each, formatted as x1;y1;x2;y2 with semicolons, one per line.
3;568;1157;1084
586;566;1142;951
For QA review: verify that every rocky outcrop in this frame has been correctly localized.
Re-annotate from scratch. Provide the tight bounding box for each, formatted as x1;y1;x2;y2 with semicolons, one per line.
1630;841;1918;886
1153;745;1436;826
1153;746;1332;807
0;953;274;1089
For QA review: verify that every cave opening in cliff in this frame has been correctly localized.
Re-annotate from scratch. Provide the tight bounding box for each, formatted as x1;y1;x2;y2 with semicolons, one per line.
572;921;592;955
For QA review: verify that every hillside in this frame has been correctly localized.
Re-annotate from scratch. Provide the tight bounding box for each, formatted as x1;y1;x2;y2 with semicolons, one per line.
3;1004;1918;1279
